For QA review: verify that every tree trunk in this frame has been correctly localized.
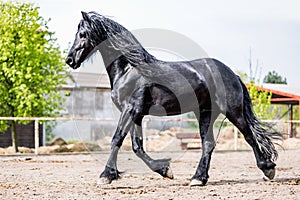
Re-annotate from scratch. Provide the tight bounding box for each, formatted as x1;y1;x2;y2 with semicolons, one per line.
11;120;18;153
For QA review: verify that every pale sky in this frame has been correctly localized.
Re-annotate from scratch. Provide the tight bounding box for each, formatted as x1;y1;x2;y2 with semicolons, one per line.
22;0;300;85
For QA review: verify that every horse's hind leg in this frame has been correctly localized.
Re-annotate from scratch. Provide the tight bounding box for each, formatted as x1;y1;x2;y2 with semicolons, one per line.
190;110;219;186
226;111;276;179
130;120;173;179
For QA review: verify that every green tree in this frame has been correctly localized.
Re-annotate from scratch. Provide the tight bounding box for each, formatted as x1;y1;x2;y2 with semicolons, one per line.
247;84;276;120
0;1;67;152
263;70;287;84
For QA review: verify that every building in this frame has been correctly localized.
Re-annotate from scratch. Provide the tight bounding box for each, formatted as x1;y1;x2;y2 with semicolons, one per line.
50;72;118;141
255;83;300;137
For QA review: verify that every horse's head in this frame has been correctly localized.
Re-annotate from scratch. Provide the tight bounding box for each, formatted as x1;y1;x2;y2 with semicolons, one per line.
66;12;103;69
66;11;153;69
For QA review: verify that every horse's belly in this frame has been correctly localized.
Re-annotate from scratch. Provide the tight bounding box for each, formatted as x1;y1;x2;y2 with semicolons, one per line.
150;90;204;116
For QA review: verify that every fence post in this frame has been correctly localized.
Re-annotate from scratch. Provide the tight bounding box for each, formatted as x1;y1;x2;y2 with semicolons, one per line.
34;119;39;155
234;126;238;150
143;120;148;152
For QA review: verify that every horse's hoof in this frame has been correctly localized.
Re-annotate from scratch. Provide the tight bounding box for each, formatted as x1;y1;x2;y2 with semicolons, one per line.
166;166;174;179
263;168;276;180
97;177;112;185
189;179;207;187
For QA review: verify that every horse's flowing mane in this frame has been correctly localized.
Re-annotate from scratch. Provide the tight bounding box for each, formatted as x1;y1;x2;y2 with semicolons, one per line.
86;12;156;66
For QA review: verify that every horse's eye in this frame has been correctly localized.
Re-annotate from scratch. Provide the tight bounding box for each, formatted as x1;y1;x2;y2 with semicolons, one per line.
79;32;86;38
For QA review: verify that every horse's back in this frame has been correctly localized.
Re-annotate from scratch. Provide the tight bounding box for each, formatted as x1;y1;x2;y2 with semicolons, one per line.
190;58;244;113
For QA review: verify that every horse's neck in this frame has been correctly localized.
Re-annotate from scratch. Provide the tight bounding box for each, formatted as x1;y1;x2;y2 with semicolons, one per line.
101;49;129;89
100;27;156;67
98;28;157;87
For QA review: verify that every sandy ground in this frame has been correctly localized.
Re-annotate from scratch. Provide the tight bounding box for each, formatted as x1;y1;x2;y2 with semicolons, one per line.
0;149;299;200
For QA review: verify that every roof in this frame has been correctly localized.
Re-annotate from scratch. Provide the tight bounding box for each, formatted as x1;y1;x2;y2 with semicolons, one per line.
64;72;111;89
256;83;300;105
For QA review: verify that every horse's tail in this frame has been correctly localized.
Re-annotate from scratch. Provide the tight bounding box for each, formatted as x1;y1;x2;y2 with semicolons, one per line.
239;78;282;161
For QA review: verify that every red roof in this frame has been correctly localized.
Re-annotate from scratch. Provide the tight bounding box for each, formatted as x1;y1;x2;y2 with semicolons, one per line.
255;84;300;105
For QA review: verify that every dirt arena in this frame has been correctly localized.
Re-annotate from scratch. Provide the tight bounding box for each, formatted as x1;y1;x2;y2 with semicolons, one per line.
0;149;299;200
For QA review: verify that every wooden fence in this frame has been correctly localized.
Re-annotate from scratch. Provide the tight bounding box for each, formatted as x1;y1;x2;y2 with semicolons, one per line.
0;117;299;155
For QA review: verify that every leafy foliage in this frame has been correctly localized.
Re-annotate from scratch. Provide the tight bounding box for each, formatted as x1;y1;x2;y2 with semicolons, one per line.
236;70;276;120
0;1;68;150
263;70;287;84
247;83;277;120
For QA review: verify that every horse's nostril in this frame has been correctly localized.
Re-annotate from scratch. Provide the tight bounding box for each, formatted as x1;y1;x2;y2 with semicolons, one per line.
66;57;73;65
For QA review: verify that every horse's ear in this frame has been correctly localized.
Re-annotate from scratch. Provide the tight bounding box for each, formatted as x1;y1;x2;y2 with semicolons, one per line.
81;11;91;22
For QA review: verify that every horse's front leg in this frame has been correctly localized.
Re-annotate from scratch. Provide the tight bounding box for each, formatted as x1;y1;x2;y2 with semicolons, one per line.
98;109;133;185
131;122;173;179
97;129;125;184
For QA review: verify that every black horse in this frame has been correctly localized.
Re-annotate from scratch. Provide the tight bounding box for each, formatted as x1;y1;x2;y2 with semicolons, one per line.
66;11;282;186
